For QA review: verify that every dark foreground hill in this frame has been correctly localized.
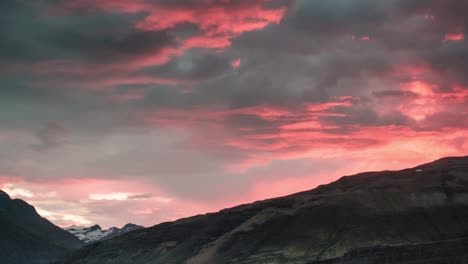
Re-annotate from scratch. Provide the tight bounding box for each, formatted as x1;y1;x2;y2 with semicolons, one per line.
61;156;468;264
0;190;83;264
310;237;468;264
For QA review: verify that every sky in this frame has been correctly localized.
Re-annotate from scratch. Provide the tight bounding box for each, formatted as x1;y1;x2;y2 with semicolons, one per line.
0;0;467;228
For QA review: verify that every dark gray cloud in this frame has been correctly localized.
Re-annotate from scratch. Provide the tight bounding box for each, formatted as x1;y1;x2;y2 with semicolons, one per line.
290;0;394;36
425;41;468;86
372;90;420;100
142;50;235;81
43;23;173;62
0;0;174;64
33;123;69;150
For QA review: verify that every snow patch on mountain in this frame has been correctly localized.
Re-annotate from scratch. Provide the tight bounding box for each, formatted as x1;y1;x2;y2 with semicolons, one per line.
65;223;143;244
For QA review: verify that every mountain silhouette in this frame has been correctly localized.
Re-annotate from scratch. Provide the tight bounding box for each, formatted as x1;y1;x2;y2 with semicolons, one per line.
60;156;468;264
0;190;82;264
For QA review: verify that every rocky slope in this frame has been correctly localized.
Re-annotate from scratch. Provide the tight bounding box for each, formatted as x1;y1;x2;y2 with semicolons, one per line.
66;224;144;244
310;237;468;264
0;190;83;264
61;156;468;264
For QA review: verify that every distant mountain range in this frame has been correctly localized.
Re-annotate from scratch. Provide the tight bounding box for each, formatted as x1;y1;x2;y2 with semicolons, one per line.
59;156;468;264
0;190;82;264
0;189;144;264
65;223;144;244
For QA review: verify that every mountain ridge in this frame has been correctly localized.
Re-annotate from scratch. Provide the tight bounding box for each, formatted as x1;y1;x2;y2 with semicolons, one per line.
0;189;83;264
60;155;468;264
65;223;144;244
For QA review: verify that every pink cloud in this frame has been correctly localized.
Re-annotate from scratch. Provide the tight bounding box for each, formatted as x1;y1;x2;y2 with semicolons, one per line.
305;99;354;112
3;120;468;228
6;1;287;94
0;177;181;228
444;33;464;41
132;1;287;43
183;35;232;49
136;67;468;176
231;58;241;68
61;0;287;55
351;35;371;41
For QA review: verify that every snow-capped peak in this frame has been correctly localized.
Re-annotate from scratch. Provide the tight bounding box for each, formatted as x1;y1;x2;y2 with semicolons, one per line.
65;223;144;244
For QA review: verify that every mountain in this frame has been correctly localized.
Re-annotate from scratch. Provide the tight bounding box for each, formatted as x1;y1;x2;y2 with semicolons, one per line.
309;237;468;264
61;156;468;264
0;190;83;264
65;223;144;244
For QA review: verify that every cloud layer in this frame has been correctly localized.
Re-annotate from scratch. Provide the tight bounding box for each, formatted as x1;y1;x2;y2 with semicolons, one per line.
1;0;467;227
